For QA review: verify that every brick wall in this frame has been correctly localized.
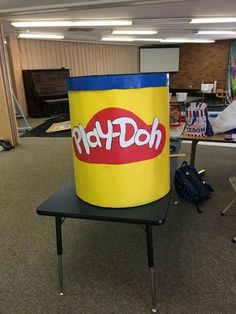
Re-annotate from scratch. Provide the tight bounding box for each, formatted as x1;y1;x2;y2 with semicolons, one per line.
170;40;229;90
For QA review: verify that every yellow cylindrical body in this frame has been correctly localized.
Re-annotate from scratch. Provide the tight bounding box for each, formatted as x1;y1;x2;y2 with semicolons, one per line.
68;73;169;207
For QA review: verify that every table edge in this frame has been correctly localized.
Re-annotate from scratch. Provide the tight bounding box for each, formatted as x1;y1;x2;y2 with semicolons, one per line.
36;209;166;225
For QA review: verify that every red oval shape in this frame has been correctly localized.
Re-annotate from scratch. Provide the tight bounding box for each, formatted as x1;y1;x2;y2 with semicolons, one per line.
72;107;166;164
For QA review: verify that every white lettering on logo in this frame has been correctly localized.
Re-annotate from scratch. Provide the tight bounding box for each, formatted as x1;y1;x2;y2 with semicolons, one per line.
112;117;138;148
72;116;163;155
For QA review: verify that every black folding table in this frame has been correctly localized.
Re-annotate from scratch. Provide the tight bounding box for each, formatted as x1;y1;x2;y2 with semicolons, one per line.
37;144;179;313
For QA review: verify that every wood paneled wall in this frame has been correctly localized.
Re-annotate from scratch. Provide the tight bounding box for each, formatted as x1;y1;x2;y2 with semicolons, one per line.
16;38;230;91
13;39;139;115
9;37;230;120
18;39;139;76
170;40;229;90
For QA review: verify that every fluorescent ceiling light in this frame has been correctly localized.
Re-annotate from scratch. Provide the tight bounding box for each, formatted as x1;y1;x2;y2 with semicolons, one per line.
112;30;157;35
73;20;132;26
134;38;161;41
11;20;132;27
190;17;236;24
197;30;236;34
12;21;72;27
18;33;64;39
101;37;162;42
130;0;190;4
101;37;134;41
160;38;215;43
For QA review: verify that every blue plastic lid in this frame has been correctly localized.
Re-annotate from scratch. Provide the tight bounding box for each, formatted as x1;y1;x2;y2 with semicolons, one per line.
67;72;169;91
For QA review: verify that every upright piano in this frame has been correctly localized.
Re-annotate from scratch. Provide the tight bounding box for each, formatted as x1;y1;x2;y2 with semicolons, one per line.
22;68;70;117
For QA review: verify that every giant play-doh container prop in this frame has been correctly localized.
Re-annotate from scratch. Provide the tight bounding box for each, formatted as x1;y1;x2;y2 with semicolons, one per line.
67;73;170;207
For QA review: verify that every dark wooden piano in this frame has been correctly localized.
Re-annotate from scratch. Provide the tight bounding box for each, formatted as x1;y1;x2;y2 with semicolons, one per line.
22;68;70;117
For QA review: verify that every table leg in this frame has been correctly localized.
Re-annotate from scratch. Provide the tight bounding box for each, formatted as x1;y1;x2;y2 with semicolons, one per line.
146;224;157;313
221;197;236;215
190;140;198;167
55;216;64;295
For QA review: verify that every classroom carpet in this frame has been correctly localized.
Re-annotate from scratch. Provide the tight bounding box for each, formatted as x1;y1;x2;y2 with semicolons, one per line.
0;138;235;314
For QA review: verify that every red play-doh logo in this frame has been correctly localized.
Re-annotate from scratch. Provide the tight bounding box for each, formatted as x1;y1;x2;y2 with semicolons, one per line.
72;107;166;164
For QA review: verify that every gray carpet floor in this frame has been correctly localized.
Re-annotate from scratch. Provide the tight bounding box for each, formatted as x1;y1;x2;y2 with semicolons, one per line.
0;137;235;314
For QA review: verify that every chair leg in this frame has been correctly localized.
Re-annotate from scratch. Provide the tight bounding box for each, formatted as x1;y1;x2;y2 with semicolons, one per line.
221;197;236;215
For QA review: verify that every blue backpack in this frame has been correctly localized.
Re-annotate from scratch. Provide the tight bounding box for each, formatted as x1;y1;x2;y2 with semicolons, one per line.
174;162;214;213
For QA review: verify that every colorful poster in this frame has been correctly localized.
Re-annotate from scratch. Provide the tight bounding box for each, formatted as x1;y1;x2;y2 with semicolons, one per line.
227;40;236;100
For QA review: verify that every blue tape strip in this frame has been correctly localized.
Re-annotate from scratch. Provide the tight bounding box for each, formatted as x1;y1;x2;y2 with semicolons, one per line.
67;73;169;91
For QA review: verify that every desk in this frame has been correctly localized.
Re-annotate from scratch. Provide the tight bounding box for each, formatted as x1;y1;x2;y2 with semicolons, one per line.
37;153;179;313
170;96;201;103
198;91;229;103
179;134;236;166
